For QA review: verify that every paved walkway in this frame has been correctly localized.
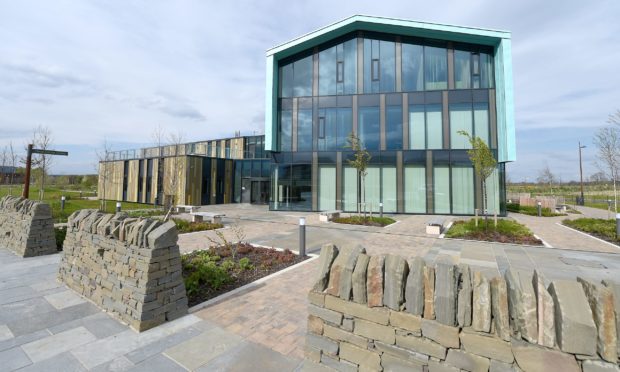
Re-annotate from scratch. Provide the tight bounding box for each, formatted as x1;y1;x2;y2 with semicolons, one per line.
2;204;620;371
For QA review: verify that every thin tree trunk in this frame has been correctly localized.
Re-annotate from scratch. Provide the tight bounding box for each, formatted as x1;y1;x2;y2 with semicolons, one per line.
614;177;617;213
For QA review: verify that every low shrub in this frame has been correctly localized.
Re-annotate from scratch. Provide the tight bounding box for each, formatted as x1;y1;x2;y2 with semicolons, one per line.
173;218;223;233
54;227;67;251
333;215;396;227
563;218;619;242
506;203;564;217
446;218;542;245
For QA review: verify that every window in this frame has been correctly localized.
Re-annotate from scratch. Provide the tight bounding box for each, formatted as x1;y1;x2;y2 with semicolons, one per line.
386;105;403;150
473;102;490;145
358;106;380;150
424;46;447;90
343;166;358;212
318;116;325;139
280;110;292;151
450;103;473;149
404;166;426;213
402;43;424;92
409;104;442;150
454;50;471;89
452;166;474;214
280;55;313;97
434;166;450;214
318;108;352;151
319;39;357;95
297;109;313;151
382;166;397;213
319;166;336;211
480;52;494;88
364;39;395;93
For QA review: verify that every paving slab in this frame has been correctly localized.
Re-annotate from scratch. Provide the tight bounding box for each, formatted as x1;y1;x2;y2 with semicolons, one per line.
21;326;97;363
17;351;86;372
128;354;185;372
164;327;243;370
43;290;87;310
196;340;301;371
0;346;32;370
89;356;134;372
0;324;14;342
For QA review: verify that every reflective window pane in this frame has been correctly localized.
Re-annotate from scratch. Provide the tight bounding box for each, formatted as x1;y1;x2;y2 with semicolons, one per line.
364;39;395;93
434;166;450;213
358;106;380;150
404;165;426;213
297;109;313;151
473;102;489;146
280;110;292;151
293;56;313;97
319;47;337;95
424;46;447;90
449;103;473;149
480;52;494;88
380;41;395;93
402;43;424;92
452;166;474;214
454;50;471;89
343;166;358;211
427;104;443;149
409;105;425;150
280;64;293;98
386;105;403;150
382;166;397;212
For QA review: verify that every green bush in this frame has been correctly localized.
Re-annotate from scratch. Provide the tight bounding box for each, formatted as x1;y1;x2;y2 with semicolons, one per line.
239;257;253;270
563;218;618;241
54;227;67;251
445;218;541;245
506;203;563;217
183;256;232;295
332;215;396;227
173;218;223;233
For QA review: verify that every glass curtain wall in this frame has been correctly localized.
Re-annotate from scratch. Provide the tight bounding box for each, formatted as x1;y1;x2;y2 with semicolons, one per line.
473;102;490;145
318;108;352;151
409;104;442;150
297;109;313;151
363;167;381;212
424;46;447;90
280;110;292;151
386;105;403;150
452;167;474;214
343;167;358;211
319;39;357;95
358;106;380;150
280;55;313;97
382;166;397;212
450;103;473;149
364;39;395;93
404;165;426;213
319;166;336;210
402;43;424;92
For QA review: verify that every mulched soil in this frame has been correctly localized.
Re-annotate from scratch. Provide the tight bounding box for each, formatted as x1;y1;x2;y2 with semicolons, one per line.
460;231;543;246
183;244;310;307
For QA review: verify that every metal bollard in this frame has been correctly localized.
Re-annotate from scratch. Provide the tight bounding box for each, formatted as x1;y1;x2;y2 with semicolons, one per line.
608;200;612;220
379;203;383;218
60;196;66;211
299;217;306;257
537;201;542;217
474;209;479;227
116;202;122;213
616;214;620;239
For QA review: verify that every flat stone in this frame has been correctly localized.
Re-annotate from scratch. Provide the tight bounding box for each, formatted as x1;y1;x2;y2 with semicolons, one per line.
383;255;409;310
490;359;522;372
147;220;178;249
511;338;580;372
325;245;365;300
196;340;300;372
21;326;97;363
308;315;324;335
319;353;357;372
548;279;597;355
305;333;339;356
581;360;620;372
460;330;514;363
457;264;472;327
339;342;381;371
308;303;343;325
323;324;368;349
505;269;538;343
374;340;429;364
421;318;459;348
602;280;620;356
43;290;87;310
324;294;389;325
313;244;339;292
0;325;14;343
472;271;491;332
395;332;446;359
427;360;460;372
308;291;326;307
490;276;511;341
578;277;617;362
423;266;435;319
367;255;385;307
445;349;490;372
389;310;421;334
352;253;369;304
354;319;395;344
405;257;425;316
532;270;555;347
381;352;424;372
434;261;457;326
0;347;32;371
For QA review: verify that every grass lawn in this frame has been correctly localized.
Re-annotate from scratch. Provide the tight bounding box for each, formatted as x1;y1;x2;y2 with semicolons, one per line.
446;218;542;245
332;215;396;227
506;203;566;217
562;218;619;244
1;185;157;223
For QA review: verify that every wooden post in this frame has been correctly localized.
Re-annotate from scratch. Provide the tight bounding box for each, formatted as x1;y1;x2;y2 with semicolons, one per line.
22;144;33;199
494;212;498;227
474;208;478;227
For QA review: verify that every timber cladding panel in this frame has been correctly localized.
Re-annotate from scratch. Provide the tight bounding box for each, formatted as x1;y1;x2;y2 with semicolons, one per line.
98;160;124;201
126;160;139;203
163;156;188;206
185;156;203;206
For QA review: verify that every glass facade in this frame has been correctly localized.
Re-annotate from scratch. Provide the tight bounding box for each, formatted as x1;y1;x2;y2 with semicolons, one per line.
272;31;505;215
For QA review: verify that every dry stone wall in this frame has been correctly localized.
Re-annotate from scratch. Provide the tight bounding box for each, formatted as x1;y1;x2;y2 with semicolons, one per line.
306;244;620;372
0;196;56;257
58;209;188;331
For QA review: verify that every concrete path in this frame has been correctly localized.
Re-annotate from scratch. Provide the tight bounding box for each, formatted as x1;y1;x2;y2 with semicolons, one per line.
2;204;620;371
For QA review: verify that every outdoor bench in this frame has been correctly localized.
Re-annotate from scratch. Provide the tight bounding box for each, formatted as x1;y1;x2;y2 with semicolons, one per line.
319;210;342;222
190;212;225;224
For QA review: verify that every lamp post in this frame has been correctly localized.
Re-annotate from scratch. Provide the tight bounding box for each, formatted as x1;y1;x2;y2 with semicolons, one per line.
579;142;586;205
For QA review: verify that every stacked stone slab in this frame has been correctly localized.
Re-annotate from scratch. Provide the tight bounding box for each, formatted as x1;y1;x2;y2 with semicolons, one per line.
57;209;188;331
0;196;56;257
306;244;620;371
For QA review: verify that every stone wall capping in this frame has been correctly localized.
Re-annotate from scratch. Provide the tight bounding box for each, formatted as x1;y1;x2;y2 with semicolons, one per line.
305;244;620;372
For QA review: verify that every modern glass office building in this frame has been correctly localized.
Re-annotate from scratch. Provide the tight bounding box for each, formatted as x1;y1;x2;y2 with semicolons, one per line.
265;15;515;215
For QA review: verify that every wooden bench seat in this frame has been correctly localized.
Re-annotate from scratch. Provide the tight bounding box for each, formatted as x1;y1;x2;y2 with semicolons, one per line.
426;217;447;235
190;212;225;224
319;210;343;222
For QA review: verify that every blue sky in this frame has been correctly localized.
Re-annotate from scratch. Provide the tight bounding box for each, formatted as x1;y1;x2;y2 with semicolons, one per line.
0;0;618;181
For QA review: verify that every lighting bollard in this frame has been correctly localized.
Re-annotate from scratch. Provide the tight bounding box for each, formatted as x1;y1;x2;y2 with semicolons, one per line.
537;201;542;217
299;217;306;257
379;203;383;218
608;200;612;220
60;196;66;211
617;213;620;239
116;202;122;213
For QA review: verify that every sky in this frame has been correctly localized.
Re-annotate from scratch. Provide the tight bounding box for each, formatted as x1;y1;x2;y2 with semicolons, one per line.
0;0;619;182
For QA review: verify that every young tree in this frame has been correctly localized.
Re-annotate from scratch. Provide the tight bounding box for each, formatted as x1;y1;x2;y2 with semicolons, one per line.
346;132;371;215
458;131;497;221
151;124;166;205
0;145;7;186
536;164;557;195
593;126;620;212
96;140;114;212
8;141;17;195
163;131;185;221
28;125;54;200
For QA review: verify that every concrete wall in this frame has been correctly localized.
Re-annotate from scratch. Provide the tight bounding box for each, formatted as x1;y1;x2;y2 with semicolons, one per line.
58;209;188;331
0;196;56;257
306;244;620;371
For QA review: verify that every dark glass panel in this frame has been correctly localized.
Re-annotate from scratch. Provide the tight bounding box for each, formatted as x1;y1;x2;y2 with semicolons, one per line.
386;105;403;150
358;106;380;150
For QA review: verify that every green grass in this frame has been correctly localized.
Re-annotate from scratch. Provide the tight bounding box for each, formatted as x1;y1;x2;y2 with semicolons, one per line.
446;218;542;245
563;218;619;243
0;185;157;223
332;215;396;227
506;203;565;217
172;218;223;233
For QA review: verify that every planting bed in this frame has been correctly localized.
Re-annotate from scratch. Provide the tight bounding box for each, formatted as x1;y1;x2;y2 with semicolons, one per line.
446;218;543;245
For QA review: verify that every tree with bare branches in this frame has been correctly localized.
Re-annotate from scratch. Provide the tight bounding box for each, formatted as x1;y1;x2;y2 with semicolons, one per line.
163;131;185;221
96;140;114;212
8;141;17;195
26;125;54;200
594;126;620;212
536;164;557;195
0;146;7;186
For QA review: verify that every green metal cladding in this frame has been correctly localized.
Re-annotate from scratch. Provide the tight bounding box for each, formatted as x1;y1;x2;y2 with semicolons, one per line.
264;15;516;162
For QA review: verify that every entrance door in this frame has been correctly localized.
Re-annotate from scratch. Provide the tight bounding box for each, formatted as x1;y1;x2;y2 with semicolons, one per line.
251;181;260;204
241;179;251;203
